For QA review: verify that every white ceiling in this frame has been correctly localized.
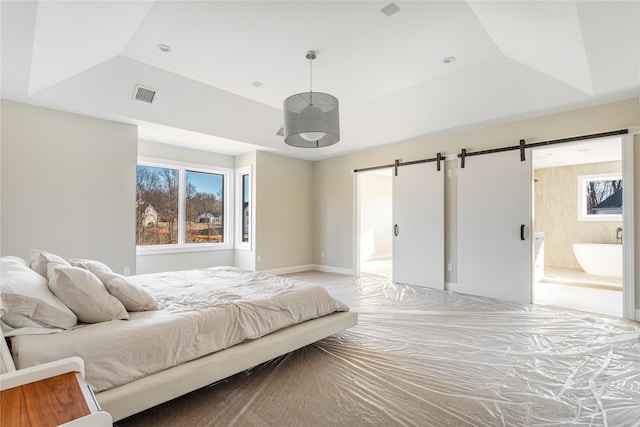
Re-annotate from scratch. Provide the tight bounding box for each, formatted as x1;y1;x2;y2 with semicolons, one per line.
531;136;622;169
2;1;638;161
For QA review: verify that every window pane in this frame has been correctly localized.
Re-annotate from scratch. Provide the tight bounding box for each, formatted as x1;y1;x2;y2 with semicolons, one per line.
585;179;622;215
186;171;224;244
136;165;179;245
242;174;250;243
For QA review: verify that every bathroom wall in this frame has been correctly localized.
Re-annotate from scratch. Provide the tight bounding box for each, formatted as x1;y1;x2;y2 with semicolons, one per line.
534;161;622;269
359;171;393;262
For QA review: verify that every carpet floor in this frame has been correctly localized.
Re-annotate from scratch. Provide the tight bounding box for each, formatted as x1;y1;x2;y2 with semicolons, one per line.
115;272;640;426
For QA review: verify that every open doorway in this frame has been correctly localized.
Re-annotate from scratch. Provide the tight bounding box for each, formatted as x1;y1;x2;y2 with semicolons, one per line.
358;169;392;279
532;137;623;317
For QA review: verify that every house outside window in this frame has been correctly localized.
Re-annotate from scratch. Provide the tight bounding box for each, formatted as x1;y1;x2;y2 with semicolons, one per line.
185;170;224;244
578;173;622;221
136;158;232;252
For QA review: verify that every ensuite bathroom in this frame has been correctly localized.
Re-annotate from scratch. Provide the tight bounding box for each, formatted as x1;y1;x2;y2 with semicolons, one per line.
532;137;623;317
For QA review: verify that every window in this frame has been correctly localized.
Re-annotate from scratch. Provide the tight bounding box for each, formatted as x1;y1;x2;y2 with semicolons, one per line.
136;158;231;252
185;170;224;243
136;165;179;245
235;166;251;249
578;173;622;221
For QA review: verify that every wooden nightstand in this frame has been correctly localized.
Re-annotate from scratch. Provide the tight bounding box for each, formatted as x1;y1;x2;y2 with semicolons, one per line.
0;357;112;426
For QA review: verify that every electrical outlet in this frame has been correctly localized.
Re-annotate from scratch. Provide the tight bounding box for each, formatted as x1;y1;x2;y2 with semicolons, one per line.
321;251;325;258
257;255;262;262
447;263;453;272
123;267;130;276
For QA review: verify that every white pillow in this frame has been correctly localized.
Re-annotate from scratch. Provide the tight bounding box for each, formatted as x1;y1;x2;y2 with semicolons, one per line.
69;259;157;312
68;258;112;273
1;257;77;330
30;250;70;278
95;271;157;312
2;256;29;268
47;265;129;323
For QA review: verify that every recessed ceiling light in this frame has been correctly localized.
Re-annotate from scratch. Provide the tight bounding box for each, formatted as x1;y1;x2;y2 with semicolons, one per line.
251;81;264;88
443;56;456;64
157;44;171;52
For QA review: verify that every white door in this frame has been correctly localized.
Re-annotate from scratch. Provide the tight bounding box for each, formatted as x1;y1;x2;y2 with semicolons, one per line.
457;150;532;303
393;162;445;289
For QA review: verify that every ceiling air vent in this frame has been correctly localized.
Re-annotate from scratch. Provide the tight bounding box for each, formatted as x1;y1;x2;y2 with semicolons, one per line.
133;85;156;103
381;3;400;17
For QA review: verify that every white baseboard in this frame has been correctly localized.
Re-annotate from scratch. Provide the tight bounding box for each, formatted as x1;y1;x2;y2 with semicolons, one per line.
260;264;355;276
445;282;458;292
311;264;355;276
260;265;316;275
364;254;392;262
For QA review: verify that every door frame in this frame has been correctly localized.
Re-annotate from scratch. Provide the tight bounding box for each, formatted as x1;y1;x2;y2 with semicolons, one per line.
622;129;637;320
354;168;394;278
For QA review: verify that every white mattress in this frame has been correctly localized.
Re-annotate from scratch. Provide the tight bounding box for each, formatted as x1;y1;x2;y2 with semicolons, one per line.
10;267;349;392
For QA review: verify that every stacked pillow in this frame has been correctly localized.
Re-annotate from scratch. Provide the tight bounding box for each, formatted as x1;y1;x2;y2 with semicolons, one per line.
47;264;129;324
68;258;157;312
1;256;77;334
1;250;157;336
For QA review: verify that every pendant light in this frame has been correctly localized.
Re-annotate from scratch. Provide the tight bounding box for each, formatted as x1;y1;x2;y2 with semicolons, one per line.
283;51;340;148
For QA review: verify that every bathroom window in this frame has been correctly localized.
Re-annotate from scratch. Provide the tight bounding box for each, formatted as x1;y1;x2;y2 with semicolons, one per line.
578;173;622;221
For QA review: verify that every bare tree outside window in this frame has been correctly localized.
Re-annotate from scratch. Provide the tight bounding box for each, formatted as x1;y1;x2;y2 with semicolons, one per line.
185;171;224;243
579;173;622;221
585;179;622;214
136;165;179;245
137;162;229;248
242;174;250;243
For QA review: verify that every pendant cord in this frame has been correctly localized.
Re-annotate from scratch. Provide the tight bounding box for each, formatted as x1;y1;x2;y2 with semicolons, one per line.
309;56;313;105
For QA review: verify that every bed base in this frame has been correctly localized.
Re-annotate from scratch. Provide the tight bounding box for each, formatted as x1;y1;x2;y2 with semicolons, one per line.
96;311;357;421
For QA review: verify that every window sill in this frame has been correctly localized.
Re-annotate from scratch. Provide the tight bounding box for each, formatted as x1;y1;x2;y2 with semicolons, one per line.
137;244;233;256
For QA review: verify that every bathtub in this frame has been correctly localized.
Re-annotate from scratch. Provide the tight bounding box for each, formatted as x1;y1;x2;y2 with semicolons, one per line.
572;243;622;278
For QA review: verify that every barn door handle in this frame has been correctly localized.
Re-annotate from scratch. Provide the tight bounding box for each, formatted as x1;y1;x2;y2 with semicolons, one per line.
520;224;525;241
394;224;399;236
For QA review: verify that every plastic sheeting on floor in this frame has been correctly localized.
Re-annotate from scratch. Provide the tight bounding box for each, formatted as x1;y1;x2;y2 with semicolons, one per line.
117;273;640;427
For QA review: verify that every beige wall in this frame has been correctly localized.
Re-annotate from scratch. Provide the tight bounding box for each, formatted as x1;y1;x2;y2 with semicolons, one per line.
313;97;639;308
0;100;137;273
255;151;313;271
534;161;622;270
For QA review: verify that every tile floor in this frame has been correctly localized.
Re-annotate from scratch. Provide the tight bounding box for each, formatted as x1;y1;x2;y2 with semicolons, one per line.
534;267;622;317
360;259;623;317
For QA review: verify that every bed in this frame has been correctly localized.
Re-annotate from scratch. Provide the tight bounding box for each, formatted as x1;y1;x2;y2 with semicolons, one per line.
0;253;357;421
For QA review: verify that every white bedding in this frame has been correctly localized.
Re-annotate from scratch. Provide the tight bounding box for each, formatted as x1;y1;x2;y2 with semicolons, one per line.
9;267;349;392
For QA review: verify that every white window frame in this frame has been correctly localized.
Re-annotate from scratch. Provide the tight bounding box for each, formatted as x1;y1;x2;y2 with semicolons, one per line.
137;156;234;255
577;172;622;221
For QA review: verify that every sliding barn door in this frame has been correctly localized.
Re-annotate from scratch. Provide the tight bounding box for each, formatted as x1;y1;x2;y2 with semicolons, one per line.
393;162;444;289
457;150;532;303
